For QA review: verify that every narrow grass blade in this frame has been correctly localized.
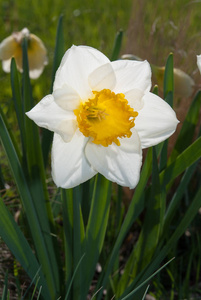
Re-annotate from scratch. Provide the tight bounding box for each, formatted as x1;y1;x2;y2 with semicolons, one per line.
141;285;150;300
72;187;85;300
159;53;174;171
42;15;65;166
22;267;42;300
10;58;26;159
64;253;86;300
0;163;5;191
51;15;65;91
163;53;174;103
62;187;85;299
110;30;123;61
119;258;175;300
0;198;50;298
62;188;73;286
2;271;8;300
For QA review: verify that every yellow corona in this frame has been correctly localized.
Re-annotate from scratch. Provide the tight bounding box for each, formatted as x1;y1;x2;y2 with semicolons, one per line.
74;89;138;147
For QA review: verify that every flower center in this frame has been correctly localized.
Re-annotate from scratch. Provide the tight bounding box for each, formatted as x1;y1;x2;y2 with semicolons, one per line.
74;89;138;147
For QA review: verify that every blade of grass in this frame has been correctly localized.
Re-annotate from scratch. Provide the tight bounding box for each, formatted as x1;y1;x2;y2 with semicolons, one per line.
2;271;8;300
10;58;26;161
72;186;85;300
22;267;42;300
62;188;73;287
141;285;150;300
120;258;175;300
62;187;85;300
163;53;174;102
0;163;5;191
159;53;174;171
64;253;86;300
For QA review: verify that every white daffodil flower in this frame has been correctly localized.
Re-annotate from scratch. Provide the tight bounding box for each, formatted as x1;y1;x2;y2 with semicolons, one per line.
26;45;179;189
0;28;48;79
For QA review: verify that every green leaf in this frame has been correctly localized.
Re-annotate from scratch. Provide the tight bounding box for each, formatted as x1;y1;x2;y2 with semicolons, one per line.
51;15;65;91
62;186;85;300
64;254;86;300
159;53;174;171
10;58;26;160
110;30;123;61
163;53;174;103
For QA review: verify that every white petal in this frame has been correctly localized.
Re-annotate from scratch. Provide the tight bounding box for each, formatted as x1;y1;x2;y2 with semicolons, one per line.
124;89;144;111
29;67;44;79
0;35;18;60
85;129;142;188
53;84;81;111
197;55;201;74
111;60;152;94
52;131;97;188
26;94;76;142
2;59;12;73
135;92;179;149
53;45;110;100
28;34;47;68
88;63;116;91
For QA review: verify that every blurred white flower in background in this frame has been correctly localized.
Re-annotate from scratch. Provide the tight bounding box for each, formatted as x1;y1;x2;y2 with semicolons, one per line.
0;28;48;79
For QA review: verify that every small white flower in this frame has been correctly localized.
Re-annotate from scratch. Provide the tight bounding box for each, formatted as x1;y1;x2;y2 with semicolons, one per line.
26;45;179;189
0;28;48;79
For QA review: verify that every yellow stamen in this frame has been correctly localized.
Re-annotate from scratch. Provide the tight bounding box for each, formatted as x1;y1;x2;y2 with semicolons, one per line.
74;89;138;147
